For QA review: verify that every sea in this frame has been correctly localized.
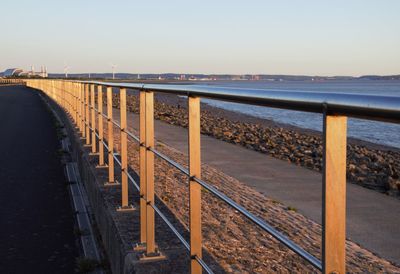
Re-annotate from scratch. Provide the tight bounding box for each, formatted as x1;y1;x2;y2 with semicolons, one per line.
189;80;400;149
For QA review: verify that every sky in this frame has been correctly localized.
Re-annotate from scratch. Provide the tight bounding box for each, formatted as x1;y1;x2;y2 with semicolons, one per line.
1;0;399;76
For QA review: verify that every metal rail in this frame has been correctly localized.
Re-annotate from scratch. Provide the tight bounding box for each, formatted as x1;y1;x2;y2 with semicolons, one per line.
25;79;400;274
78;80;400;123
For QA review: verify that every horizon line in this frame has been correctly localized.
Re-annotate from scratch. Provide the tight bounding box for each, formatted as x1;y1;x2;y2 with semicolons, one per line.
45;72;400;78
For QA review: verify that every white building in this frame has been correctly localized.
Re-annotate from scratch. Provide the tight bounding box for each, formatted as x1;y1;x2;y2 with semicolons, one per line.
1;66;48;78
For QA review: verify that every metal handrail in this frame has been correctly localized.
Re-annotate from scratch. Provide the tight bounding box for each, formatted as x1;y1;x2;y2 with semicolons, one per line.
77;80;400;123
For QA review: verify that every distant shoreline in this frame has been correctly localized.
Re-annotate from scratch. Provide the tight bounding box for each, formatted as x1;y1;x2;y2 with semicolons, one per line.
11;74;399;82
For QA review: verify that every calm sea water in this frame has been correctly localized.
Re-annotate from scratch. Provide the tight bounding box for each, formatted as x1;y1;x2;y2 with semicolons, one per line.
190;80;400;149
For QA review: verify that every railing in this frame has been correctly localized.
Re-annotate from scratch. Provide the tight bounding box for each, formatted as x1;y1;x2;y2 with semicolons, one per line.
25;79;400;274
0;78;25;85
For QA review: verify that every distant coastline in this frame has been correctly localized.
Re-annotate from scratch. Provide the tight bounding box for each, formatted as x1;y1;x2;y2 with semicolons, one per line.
38;73;400;81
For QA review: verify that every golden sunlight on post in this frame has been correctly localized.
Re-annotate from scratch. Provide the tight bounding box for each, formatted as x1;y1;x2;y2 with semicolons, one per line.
85;84;90;145
105;87;116;186
323;114;347;274
116;88;132;211
91;84;97;154
81;83;86;139
97;85;105;167
74;83;78;125
139;91;147;245
145;91;156;255
78;83;82;133
188;96;202;274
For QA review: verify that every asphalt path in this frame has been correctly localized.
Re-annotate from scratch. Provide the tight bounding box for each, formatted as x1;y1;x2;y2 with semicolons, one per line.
0;85;78;273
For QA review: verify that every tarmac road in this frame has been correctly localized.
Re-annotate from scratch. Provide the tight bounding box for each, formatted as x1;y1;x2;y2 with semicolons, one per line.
0;85;78;273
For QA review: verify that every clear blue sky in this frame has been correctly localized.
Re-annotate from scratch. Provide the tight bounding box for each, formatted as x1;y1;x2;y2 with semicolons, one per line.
1;0;399;76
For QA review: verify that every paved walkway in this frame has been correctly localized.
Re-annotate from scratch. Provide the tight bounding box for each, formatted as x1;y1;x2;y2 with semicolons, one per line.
118;109;400;265
0;86;78;273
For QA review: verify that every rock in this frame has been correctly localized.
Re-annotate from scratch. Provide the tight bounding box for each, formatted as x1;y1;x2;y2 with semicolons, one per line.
349;164;357;172
388;178;400;194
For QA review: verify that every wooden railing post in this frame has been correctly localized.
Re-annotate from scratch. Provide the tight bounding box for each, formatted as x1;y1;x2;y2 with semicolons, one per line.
85;84;90;145
74;83;78;125
322;113;347;274
51;80;54;102
67;82;70;115
64;81;66;110
77;83;82;132
91;84;97;154
120;88;128;207
62;81;65;109
70;82;73;117
69;82;72;119
105;87;117;186
66;82;69;114
81;83;86;139
188;96;202;274
97;85;106;167
58;81;61;104
71;82;74;118
139;91;147;245
60;81;63;109
145;91;156;255
117;88;133;211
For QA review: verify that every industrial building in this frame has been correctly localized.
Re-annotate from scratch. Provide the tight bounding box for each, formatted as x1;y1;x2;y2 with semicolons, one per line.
1;66;48;78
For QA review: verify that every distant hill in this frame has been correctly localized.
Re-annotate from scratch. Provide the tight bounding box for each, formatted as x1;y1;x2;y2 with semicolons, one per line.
358;75;400;80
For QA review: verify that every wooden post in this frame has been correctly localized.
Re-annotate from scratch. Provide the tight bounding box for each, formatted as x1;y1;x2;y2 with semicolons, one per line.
85;84;90;145
52;80;55;103
78;83;82;132
97;85;105;166
119;88;129;209
72;83;75;123
139;91;147;244
188;96;202;274
322;114;347;274
61;81;64;109
71;82;74;118
67;82;70;113
82;84;86;138
66;82;69;113
63;81;66;110
67;82;69;112
74;83;78;125
68;82;71;116
91;84;97;153
58;81;61;104
70;82;72;116
105;87;116;185
145;91;156;255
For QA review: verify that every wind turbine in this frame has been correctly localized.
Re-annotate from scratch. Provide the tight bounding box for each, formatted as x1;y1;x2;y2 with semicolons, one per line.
110;63;117;79
64;65;70;78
